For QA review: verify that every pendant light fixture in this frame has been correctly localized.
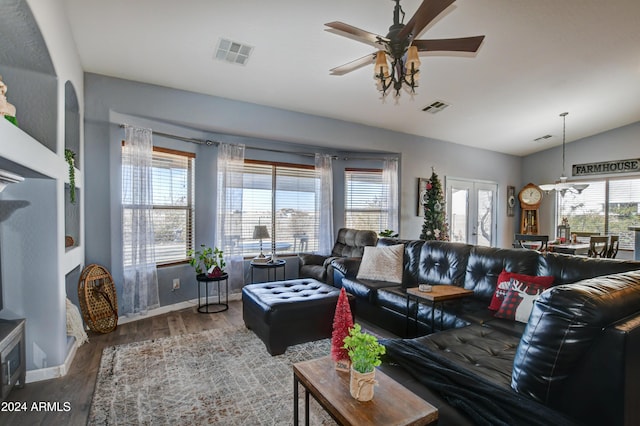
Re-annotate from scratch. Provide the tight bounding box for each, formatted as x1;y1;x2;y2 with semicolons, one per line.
539;112;589;196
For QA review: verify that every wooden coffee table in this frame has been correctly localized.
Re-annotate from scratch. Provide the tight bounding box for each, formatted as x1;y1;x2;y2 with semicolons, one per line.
293;356;438;425
406;285;474;335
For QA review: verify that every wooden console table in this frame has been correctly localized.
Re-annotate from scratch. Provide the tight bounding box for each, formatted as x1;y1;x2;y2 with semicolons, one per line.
293;356;437;425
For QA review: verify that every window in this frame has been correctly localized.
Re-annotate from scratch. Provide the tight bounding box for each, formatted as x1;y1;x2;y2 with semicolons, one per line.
557;177;640;250
344;168;389;231
224;160;318;256
122;147;195;265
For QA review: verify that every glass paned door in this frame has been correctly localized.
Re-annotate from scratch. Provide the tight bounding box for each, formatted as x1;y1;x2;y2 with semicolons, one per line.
446;178;497;246
476;188;495;246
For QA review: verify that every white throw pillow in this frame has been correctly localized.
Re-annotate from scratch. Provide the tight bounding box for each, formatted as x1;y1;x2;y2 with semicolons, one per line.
356;244;404;283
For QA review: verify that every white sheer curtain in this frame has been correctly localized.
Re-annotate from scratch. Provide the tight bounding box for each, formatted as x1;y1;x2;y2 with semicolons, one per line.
315;153;334;255
122;125;159;316
383;158;399;233
215;143;245;292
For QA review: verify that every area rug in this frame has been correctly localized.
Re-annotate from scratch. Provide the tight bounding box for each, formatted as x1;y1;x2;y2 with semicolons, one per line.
89;327;335;425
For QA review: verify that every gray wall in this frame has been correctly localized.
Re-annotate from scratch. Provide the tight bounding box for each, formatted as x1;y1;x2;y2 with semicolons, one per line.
84;73;524;309
522;121;640;236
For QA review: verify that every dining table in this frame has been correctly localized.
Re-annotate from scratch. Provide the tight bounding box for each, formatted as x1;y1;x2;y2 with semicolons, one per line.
548;243;590;256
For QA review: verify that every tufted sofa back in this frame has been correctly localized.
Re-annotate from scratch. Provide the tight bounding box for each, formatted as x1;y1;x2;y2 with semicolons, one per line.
331;228;378;258
464;246;544;301
376;238;640;303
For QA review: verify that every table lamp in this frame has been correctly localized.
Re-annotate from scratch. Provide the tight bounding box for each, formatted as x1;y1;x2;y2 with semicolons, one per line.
253;225;270;260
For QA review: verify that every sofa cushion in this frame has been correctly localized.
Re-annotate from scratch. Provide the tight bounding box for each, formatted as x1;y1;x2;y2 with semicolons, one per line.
539;252;640;285
357;244;404;283
494;279;550;323
341;277;398;303
465;247;544;303
412;324;519;388
417;241;472;287
488;270;554;311
331;228;378;258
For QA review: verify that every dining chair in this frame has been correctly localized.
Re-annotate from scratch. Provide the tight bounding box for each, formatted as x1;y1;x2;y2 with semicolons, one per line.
588;236;609;258
513;234;549;252
607;235;619;258
573;231;598;243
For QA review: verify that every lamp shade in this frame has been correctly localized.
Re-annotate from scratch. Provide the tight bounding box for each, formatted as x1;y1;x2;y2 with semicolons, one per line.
405;46;421;70
253;225;270;240
374;51;389;78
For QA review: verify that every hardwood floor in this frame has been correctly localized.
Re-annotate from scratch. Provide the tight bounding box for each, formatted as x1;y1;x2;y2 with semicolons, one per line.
3;300;244;425
3;300;395;425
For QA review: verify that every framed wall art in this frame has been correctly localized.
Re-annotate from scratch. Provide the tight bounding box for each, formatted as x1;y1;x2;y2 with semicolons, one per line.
417;177;429;216
506;185;516;217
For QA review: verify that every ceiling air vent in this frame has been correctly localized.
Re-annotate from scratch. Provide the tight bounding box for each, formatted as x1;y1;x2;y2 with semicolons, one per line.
215;38;253;66
534;134;553;142
421;100;450;114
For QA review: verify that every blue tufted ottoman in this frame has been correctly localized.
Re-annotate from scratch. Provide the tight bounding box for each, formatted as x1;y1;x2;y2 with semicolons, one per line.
242;278;354;355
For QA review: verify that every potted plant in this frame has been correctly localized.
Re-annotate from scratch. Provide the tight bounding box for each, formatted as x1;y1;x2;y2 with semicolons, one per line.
187;244;226;278
65;149;76;204
342;323;386;401
379;229;399;238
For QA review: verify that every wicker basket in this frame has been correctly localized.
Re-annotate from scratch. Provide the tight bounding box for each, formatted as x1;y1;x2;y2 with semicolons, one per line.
78;264;118;333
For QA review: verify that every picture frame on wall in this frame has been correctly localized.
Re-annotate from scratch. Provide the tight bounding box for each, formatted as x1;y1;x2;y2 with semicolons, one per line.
417;177;429;216
507;185;516;217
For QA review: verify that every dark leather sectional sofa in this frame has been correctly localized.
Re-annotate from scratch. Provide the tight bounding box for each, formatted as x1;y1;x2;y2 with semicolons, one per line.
331;238;640;425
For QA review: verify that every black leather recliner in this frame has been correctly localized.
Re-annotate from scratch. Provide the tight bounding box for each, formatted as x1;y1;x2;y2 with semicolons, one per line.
298;228;377;285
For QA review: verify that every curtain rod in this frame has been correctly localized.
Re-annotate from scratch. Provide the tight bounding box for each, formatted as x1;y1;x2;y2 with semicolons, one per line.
119;124;395;161
119;124;215;146
341;156;399;161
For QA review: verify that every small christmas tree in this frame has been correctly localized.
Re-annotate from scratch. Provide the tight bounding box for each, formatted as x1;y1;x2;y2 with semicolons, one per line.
331;288;354;371
420;168;450;241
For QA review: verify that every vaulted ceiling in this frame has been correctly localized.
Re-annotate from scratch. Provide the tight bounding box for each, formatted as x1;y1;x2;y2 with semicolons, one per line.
62;0;640;156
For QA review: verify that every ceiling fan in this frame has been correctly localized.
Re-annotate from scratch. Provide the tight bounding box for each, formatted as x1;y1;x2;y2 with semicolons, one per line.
325;0;485;97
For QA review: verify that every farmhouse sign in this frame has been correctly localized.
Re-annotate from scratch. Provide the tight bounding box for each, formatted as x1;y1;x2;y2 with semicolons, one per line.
572;158;640;177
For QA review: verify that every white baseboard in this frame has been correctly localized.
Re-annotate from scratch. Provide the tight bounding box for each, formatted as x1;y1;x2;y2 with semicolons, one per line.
26;338;79;383
24;294;242;382
118;292;242;325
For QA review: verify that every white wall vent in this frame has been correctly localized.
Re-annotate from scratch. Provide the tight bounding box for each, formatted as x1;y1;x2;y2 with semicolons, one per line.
422;100;450;114
215;38;253;66
533;134;553;142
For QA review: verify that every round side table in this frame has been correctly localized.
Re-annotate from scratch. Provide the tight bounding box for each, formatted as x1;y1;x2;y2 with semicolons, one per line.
250;259;286;283
196;273;229;313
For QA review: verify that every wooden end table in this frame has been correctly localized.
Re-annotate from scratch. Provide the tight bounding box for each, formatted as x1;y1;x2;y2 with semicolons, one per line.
293;356;438;426
406;285;474;335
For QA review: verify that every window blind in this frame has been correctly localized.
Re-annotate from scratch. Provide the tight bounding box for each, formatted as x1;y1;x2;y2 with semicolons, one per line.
344;169;388;232
123;147;195;265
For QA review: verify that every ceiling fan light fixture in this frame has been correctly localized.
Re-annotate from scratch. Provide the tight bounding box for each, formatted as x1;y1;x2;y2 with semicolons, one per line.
326;0;485;100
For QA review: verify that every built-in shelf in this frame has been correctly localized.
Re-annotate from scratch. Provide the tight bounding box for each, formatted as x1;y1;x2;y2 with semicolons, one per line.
0;119;66;180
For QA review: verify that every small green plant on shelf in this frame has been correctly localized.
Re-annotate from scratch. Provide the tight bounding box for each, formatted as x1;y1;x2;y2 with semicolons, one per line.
187;244;226;277
342;323;386;373
65;149;76;204
379;229;399;238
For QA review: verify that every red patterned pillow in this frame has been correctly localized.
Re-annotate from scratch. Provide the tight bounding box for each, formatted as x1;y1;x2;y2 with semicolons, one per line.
494;279;550;323
488;270;554;311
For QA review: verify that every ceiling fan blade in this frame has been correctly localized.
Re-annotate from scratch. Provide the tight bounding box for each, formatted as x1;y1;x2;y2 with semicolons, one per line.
398;0;456;41
325;21;388;48
413;35;485;52
329;53;377;76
